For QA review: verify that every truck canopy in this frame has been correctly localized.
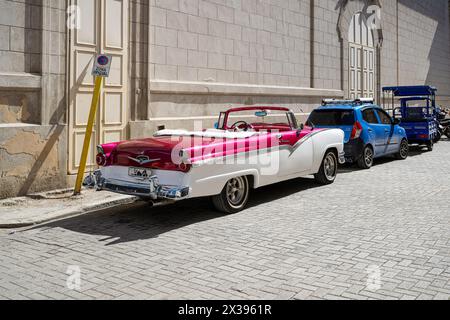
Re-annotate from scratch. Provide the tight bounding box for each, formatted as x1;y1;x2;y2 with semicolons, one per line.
382;86;437;97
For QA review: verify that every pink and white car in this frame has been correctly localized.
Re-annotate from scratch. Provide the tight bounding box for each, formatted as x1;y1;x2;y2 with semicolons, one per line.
91;106;345;213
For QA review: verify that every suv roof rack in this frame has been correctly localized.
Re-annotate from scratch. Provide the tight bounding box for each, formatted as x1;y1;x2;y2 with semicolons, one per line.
322;98;374;106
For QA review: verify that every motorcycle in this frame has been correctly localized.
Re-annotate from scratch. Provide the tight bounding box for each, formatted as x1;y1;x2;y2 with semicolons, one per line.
437;108;450;139
441;118;450;139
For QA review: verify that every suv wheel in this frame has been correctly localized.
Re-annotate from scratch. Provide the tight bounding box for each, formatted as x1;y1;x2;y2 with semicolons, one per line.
357;145;374;169
395;139;409;160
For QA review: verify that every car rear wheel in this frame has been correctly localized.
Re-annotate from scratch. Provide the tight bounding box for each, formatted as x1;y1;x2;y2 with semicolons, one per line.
314;151;338;185
357;145;374;169
212;176;250;214
395;139;409;160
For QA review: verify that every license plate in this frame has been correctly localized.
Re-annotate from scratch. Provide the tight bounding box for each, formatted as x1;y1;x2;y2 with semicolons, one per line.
128;167;152;180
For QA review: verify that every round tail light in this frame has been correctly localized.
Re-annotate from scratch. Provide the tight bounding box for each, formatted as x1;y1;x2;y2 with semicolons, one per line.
96;153;107;166
178;163;191;172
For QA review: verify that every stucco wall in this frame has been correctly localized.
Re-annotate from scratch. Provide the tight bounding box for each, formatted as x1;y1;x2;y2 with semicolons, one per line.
0;90;40;124
0;125;67;199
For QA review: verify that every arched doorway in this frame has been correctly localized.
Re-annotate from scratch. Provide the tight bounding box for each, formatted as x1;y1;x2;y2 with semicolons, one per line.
348;13;376;99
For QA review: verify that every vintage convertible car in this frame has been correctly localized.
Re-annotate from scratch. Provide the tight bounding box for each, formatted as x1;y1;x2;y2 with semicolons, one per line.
90;106;345;213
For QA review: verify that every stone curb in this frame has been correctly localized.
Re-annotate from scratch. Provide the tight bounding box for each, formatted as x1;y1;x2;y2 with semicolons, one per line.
0;195;140;229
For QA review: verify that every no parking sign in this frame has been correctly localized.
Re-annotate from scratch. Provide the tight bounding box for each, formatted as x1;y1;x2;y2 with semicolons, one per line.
92;54;112;77
75;54;113;195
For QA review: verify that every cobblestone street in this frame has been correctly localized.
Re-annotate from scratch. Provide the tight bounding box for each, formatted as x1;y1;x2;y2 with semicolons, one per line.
1;142;449;300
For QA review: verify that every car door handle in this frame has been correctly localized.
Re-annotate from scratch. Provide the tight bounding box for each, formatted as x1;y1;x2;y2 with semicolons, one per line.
276;134;289;143
368;129;373;132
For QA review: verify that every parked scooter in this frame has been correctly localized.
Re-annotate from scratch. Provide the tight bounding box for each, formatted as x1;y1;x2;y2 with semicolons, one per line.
441;119;450;139
437;108;450;139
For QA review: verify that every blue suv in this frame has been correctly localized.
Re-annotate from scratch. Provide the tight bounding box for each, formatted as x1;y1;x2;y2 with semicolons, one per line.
307;99;409;169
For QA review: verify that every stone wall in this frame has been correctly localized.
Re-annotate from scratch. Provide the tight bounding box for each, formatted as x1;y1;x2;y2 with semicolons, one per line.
0;0;42;73
150;0;314;87
0;0;68;199
380;0;450;106
144;0;344;132
398;0;450;105
130;0;150;121
1;0;450;198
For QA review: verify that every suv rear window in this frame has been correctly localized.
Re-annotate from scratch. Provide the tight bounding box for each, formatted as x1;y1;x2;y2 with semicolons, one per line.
308;109;355;126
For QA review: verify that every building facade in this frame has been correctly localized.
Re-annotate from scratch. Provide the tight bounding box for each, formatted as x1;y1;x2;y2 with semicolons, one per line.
0;0;449;198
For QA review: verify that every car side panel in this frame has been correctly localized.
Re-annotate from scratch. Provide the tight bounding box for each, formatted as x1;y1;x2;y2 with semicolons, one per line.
311;129;345;173
357;110;377;153
278;131;314;177
389;125;408;154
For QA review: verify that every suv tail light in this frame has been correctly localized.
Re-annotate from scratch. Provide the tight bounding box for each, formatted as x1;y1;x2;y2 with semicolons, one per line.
350;121;363;140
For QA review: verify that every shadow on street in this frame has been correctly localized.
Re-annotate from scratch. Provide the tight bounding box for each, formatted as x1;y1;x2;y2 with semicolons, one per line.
29;178;323;245
27;140;448;244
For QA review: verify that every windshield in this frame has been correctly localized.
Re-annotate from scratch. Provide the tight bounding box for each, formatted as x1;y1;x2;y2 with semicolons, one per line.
308;109;355;126
405;99;430;108
222;110;293;130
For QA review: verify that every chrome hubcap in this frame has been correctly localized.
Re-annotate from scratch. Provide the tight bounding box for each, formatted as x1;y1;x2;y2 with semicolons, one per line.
365;148;373;166
324;154;337;180
226;177;246;206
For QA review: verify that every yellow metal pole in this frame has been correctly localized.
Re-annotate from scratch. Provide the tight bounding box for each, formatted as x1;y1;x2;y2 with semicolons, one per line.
74;76;103;195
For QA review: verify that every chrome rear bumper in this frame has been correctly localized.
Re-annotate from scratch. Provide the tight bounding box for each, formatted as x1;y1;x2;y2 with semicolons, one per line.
84;170;190;200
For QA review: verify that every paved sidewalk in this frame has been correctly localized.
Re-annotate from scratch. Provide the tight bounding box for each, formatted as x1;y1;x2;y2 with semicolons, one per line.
0;189;139;228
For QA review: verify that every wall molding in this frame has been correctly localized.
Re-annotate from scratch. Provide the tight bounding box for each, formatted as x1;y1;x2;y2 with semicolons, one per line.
150;80;344;98
0;72;42;90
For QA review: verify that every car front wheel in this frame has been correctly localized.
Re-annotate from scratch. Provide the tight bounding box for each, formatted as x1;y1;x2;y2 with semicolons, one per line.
357;145;374;169
212;176;250;214
314;151;338;185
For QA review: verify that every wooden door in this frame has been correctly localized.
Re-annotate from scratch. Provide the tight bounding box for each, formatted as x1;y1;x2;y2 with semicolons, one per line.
68;0;128;174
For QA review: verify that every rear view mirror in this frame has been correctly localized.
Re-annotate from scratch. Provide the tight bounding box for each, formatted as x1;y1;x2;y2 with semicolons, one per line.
214;122;219;129
255;111;268;117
